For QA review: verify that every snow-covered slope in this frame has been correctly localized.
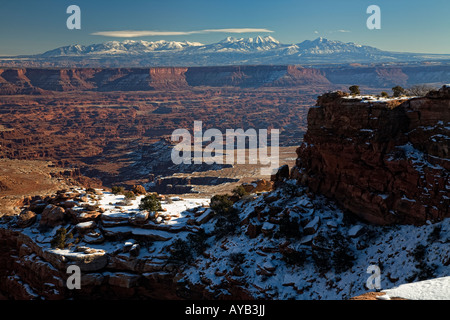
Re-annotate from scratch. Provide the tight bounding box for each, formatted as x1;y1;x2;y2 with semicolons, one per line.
381;276;450;300
1;181;449;300
41;40;204;56
179;182;450;299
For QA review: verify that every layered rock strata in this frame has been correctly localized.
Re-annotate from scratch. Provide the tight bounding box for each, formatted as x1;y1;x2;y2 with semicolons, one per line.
292;86;450;225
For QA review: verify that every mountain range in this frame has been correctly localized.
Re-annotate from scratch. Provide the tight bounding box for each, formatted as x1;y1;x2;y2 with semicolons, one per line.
3;36;450;67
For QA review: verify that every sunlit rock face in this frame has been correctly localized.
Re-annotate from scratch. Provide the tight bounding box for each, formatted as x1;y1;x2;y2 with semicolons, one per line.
293;86;450;225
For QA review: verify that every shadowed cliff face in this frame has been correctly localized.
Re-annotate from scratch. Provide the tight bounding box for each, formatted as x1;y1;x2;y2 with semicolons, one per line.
292;86;450;225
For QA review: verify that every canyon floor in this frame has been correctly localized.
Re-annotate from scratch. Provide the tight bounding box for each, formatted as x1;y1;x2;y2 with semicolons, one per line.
0;159;87;216
0;86;314;213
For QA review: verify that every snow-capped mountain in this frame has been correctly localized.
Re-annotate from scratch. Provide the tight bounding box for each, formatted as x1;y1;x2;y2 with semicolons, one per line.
296;37;382;55
7;36;450;67
41;40;204;56
208;35;281;52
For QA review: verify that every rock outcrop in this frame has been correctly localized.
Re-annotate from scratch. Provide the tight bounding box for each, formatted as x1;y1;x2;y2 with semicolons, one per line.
1;65;448;94
292;86;450;225
0;66;332;94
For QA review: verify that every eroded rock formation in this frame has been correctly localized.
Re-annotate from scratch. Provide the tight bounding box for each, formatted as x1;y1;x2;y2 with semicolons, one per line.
292;86;450;225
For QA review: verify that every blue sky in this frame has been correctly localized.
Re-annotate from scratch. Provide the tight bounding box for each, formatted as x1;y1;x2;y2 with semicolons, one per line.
0;0;449;55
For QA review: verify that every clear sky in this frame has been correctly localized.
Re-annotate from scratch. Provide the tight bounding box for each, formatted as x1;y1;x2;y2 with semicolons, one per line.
0;0;449;56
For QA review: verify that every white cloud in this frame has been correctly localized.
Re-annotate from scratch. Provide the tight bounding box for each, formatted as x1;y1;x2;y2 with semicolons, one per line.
91;28;274;38
328;29;351;34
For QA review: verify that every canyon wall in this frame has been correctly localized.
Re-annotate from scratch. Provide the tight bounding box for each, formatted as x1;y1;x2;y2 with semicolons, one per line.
292;86;450;225
0;65;448;94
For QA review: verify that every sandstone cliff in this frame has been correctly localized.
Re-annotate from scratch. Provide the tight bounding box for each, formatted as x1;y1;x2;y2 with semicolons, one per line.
1;65;447;94
0;66;332;94
292;86;450;225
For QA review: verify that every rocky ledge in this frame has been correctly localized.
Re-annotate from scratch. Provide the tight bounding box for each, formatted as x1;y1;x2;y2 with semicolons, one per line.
1;182;449;300
292;85;450;225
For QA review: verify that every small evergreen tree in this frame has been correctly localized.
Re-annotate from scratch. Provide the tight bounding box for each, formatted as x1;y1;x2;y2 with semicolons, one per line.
349;85;360;95
50;227;73;249
392;85;406;97
111;186;125;195
169;239;193;263
232;185;249;198
210;194;240;238
139;193;162;211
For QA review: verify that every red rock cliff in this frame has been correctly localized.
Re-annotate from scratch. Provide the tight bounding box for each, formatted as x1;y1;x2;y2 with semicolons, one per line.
292;86;450;225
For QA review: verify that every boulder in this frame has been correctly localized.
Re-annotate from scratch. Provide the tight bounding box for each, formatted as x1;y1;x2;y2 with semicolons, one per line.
129;211;149;225
40;204;65;227
83;230;105;244
304;216;320;235
271;164;290;183
261;222;276;237
129;244;141;257
17;210;37;228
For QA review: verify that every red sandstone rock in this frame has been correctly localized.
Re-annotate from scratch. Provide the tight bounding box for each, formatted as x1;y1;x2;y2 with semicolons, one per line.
40;204;65;227
293;86;450;225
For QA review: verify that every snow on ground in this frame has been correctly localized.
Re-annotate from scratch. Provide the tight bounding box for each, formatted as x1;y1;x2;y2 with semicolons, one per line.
180;185;450;300
4;185;449;300
382;276;450;300
342;95;411;103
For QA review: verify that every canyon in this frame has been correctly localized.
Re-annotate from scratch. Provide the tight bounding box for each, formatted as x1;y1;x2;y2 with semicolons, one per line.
0;65;449;300
0;65;449;94
0;86;448;300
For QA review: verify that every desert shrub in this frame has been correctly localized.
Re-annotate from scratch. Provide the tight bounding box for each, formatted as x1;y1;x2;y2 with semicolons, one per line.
187;229;209;256
381;91;389;98
111;186;125;195
139;193;162;211
169;229;210;264
282;249;307;267
123;191;136;200
412;244;427;261
228;252;246;266
312;249;331;274
349;85;360;95
169;239;193;263
407;84;436;97
281;181;298;198
427;225;441;243
232;185;249;198
210;194;234;215
411;243;437;281
214;212;240;238
50;227;73;249
132;184;147;195
210;194;240;238
331;234;355;273
278;214;302;239
392;85;406;97
85;187;96;194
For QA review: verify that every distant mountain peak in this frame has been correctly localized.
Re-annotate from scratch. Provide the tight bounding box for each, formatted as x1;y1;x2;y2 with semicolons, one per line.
14;36;450;67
